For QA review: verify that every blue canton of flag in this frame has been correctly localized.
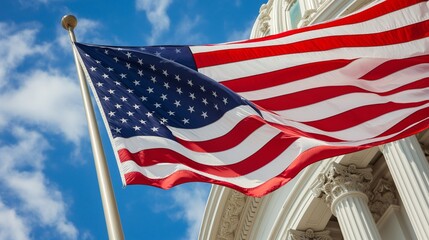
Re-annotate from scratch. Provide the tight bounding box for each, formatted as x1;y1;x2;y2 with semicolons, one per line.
75;43;258;140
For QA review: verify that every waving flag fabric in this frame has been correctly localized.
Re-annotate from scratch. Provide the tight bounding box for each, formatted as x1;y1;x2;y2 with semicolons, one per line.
75;0;429;197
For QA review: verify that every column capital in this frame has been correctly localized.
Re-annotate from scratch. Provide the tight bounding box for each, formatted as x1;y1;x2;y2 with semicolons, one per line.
287;228;332;240
313;162;373;209
313;163;381;240
368;179;398;222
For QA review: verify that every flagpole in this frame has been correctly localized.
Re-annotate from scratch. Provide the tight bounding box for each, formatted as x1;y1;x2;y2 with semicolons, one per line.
61;15;124;240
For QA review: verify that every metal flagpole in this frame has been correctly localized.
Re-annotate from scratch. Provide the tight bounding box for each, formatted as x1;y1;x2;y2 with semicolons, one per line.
61;15;125;240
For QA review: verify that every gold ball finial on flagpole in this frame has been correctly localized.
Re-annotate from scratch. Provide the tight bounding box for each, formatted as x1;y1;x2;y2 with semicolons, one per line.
61;15;77;30
61;15;78;42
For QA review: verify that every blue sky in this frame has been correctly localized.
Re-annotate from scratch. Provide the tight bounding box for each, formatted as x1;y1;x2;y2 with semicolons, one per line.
0;0;266;239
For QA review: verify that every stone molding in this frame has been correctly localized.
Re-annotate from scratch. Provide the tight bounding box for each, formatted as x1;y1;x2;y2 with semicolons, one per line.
217;190;246;240
257;2;272;35
236;197;263;240
287;228;333;240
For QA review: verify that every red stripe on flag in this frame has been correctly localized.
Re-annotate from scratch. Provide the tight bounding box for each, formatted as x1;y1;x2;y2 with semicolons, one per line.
375;107;429;138
225;0;425;46
221;59;354;92
304;100;429;132
122;144;361;197
267;121;345;142
252;77;429;111
118;133;298;177
194;20;429;68
175;115;265;152
361;55;429;80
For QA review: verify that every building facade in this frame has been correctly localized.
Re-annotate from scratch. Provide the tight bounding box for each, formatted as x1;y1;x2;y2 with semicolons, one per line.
199;1;429;239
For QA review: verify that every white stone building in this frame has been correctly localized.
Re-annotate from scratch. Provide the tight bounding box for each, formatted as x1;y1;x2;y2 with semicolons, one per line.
198;1;429;239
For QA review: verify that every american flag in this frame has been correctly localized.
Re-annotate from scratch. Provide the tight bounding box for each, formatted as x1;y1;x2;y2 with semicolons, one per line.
75;0;429;197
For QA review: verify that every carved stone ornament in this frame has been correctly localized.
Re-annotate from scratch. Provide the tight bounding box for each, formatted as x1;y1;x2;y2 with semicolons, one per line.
217;190;246;240
369;179;399;222
287;228;333;240
258;3;271;35
312;162;373;207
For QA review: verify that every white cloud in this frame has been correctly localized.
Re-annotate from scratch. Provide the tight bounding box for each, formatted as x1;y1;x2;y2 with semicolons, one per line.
0;23;49;87
0;20;89;239
173;15;207;44
6;172;78;238
227;22;253;42
27;0;52;4
0;21;87;143
171;185;210;240
136;0;172;44
18;0;62;7
0;69;86;143
0;127;78;239
0;200;30;240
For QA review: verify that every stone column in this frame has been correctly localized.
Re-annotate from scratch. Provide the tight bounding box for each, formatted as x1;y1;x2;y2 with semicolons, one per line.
287;228;332;240
313;163;382;240
379;136;429;239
